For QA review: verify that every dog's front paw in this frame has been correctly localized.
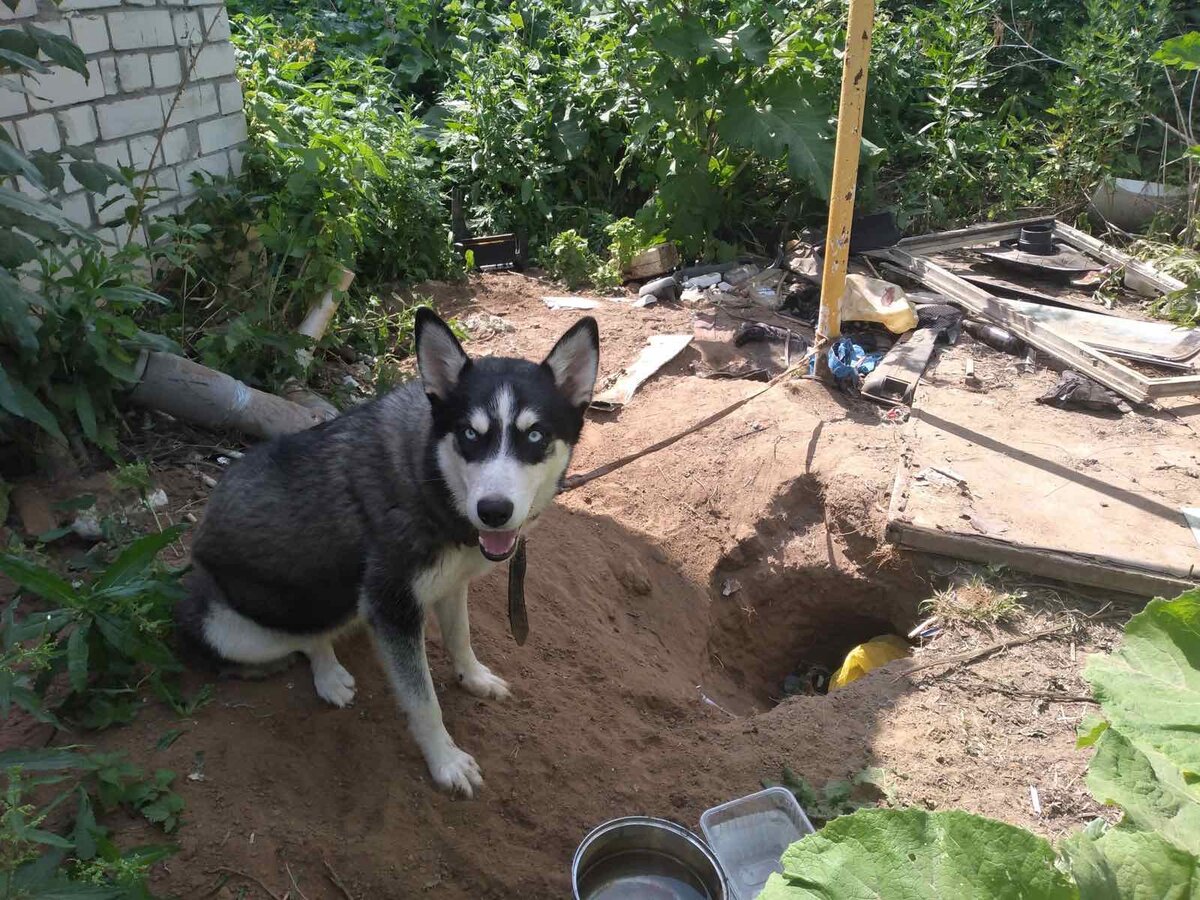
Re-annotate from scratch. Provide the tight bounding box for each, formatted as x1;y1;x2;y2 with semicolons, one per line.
313;662;356;708
458;664;510;700
428;745;483;797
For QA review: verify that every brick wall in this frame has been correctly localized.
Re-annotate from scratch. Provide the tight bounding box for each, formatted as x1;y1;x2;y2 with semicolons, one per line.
1;0;246;247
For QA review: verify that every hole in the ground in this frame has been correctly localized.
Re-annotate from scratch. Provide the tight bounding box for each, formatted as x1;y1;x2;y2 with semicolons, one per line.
703;476;926;712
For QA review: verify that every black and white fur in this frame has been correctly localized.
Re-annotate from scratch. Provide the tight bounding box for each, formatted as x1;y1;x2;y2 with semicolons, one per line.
175;310;600;795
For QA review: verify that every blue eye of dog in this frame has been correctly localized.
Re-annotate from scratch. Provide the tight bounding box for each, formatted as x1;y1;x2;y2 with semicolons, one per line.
527;429;543;444
462;427;479;441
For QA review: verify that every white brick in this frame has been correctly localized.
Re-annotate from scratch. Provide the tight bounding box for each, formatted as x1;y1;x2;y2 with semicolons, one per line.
191;42;235;81
200;5;230;41
171;10;202;45
37;20;72;38
226;145;243;176
168;83;218;125
0;0;37;19
98;56;119;94
197;111;245;154
26;60;105;111
94;140;130;168
97;95;165;140
68;14;110;54
58;104;98;145
60;191;93;227
125;0;158;6
117;54;153;91
130;126;191;168
150;51;182;88
0;83;28;118
108;10;175;51
217;78;242;115
59;0;115;10
16;113;60;153
177;149;230;187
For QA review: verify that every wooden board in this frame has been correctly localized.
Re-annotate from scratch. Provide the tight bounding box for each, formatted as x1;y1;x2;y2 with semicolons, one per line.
887;368;1200;597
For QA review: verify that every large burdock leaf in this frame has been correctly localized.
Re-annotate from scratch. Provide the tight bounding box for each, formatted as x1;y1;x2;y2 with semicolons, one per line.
760;809;1077;899
1061;819;1200;900
717;79;833;197
1084;592;1200;794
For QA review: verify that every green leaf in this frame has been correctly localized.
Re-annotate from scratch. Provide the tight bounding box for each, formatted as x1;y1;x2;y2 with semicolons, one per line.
0;747;90;771
95;525;184;591
0;185;88;241
766;809;1078;899
0;137;44;184
0;228;38;267
1061;819;1199;900
717;80;833;197
0;366;65;443
0;553;77;604
1084;592;1200;793
1077;715;1110;749
24;24;88;77
67;623;89;693
68;160;118;193
73;788;98;861
73;385;98;446
1087;726;1200;855
1153;32;1200;70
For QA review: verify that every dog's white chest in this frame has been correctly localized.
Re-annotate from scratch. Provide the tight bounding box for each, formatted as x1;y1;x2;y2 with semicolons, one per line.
411;544;494;607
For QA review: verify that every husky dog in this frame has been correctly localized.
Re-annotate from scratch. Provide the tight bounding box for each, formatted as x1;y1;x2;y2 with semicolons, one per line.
175;309;600;795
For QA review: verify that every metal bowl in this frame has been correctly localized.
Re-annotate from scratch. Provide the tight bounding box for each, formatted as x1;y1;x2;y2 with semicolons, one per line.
572;816;727;900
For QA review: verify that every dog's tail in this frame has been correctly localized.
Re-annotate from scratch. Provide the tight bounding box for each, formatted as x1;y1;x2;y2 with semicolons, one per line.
174;563;227;672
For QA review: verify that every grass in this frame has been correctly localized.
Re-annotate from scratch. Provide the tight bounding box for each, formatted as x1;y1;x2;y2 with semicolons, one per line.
921;576;1025;626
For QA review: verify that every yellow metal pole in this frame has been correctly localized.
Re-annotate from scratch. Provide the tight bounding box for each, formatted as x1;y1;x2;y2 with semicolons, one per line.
816;0;876;351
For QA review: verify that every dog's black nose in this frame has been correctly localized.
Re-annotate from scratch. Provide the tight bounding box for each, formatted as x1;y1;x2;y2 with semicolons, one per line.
477;496;514;528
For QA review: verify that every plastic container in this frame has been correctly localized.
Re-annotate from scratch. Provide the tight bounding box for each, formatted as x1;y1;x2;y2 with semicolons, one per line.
699;788;815;900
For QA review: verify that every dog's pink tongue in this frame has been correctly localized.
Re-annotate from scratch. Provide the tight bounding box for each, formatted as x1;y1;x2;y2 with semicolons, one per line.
480;530;517;557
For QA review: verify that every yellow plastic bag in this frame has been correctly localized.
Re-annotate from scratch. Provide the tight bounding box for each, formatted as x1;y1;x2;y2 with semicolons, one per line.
830;634;911;690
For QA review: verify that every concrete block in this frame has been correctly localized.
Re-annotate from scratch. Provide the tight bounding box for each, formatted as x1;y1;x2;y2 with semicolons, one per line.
226;144;243;175
117;53;153;92
57;104;99;145
129;126;191;169
94;140;131;168
168;83;218;125
59;0;114;10
98;56;120;94
217;78;243;115
97;95;165;140
27;59;106;111
171;10;202;45
150;50;182;88
177;149;230;188
191;41;235;81
197;111;246;154
108;9;174;51
16;113;60;153
0;0;37;19
200;5;231;41
0;82;28;119
59;191;94;228
67;14;110;54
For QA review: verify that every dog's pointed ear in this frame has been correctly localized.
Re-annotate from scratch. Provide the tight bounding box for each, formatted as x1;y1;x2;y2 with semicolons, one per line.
542;316;600;409
415;307;469;400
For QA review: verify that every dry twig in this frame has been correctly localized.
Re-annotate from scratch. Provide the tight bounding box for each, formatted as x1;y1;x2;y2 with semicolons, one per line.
898;623;1072;679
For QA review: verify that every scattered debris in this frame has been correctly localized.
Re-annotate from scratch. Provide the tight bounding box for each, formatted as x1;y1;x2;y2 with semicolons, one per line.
590;334;692;411
638;276;680;304
977;224;1099;282
683;272;723;290
1182;508;1200;549
1036;370;1126;413
813;336;885;392
964;358;984;392
146;488;169;510
461;312;514;337
830;635;911;690
70;512;103;542
861;329;939;407
1029;785;1042;817
963;321;1024;355
543;295;600;310
721;577;742;597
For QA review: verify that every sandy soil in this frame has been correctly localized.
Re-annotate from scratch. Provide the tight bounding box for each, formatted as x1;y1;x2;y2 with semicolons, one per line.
6;271;1146;899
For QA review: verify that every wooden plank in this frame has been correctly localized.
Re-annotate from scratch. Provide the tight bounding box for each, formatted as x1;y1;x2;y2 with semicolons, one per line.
861;329;939;406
